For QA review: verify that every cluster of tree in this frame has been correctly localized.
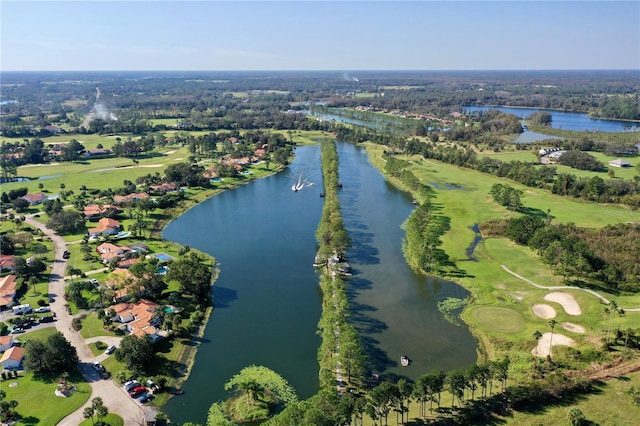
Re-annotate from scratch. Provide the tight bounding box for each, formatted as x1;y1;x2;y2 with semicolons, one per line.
489;183;524;211
314;141;363;394
482;217;640;291
165;251;214;305
334;123;640;208
378;151;454;273
46;210;85;234
528;111;553;126
114;334;154;374
0;390;19;424
164;162;211;188
82;397;109;426
558;150;604;171
23;332;79;376
315;141;350;260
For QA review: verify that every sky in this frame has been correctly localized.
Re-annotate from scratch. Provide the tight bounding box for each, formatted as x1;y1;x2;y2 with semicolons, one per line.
1;0;639;71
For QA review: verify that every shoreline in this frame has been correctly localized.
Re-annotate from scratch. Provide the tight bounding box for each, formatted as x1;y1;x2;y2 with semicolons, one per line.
155;164;286;401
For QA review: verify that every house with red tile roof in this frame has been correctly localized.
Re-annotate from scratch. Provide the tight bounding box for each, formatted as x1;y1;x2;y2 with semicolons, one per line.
113;192;150;204
117;258;141;269
0;346;24;369
84;204;121;219
22;192;48;205
96;242;132;263
88;217;122;238
0;274;18;308
0;255;15;273
148;182;178;193
0;335;14;353
107;299;164;342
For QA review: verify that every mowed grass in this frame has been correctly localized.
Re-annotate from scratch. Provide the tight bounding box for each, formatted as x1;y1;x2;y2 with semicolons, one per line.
364;143;640;362
2;146;190;197
480;149;640;180
500;371;640;425
2;371;92;425
79;413;124;426
469;306;526;333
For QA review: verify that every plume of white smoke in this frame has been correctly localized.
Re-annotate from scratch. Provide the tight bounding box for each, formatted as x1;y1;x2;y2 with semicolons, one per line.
342;73;359;82
82;88;118;127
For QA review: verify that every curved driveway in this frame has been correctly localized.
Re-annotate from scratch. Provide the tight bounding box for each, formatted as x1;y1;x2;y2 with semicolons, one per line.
25;216;147;425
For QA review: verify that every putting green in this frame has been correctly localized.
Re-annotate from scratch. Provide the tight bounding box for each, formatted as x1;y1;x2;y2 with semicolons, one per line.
470;306;526;333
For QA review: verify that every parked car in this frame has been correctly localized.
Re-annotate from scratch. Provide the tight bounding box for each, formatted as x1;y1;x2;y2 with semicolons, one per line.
89;278;99;285
11;327;25;334
48;296;55;303
93;362;105;372
105;344;116;355
129;386;147;398
135;392;152;403
62;250;70;259
124;381;141;392
39;315;55;323
34;306;51;313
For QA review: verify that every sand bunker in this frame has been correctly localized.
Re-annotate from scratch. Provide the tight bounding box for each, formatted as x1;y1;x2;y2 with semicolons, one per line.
532;332;576;357
544;292;581;315
562;322;585;334
532;304;556;319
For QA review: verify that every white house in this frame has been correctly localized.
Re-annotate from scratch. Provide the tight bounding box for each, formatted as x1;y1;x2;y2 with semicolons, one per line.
0;346;24;369
609;158;632;168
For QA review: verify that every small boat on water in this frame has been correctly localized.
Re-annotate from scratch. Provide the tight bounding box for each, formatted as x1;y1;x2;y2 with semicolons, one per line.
401;355;410;367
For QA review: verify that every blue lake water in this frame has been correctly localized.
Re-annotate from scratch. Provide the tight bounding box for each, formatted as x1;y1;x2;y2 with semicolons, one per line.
162;142;477;424
464;106;640;133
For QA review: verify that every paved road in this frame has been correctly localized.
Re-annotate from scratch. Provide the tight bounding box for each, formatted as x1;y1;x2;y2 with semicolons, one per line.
24;216;147;426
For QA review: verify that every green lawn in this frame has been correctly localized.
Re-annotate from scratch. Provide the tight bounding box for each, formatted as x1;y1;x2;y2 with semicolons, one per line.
79;413;124;426
364;143;640;367
2;367;91;425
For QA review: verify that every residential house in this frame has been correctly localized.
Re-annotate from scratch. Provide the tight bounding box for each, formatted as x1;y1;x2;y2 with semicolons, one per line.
88;217;122;238
0;335;14;353
148;182;178;193
0;346;24;370
0;255;15;273
107;299;164;342
609;158;632;168
117;258;140;269
84;204;121;220
0;274;18;308
113;192;150;204
96;242;132;264
84;148;111;157
22;192;48;205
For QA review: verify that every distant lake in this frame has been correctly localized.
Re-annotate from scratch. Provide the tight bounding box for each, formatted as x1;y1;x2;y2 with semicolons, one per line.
464;106;640;133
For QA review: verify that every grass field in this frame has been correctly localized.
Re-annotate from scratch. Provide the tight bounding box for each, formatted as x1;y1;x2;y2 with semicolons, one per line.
364;143;640;364
1;372;92;425
359;142;640;425
480;149;640;180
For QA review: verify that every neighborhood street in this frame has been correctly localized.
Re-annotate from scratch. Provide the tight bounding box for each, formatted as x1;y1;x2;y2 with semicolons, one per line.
24;216;148;426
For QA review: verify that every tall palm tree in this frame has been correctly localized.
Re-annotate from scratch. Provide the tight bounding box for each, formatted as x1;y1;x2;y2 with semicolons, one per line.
533;330;543;374
548;319;558;360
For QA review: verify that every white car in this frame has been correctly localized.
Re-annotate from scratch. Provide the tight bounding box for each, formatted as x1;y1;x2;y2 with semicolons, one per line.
105;344;116;355
34;306;51;313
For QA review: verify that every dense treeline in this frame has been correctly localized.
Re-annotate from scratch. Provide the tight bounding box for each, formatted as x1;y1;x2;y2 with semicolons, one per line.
333;123;640;208
482;218;640;291
380;155;451;273
2;70;638;141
